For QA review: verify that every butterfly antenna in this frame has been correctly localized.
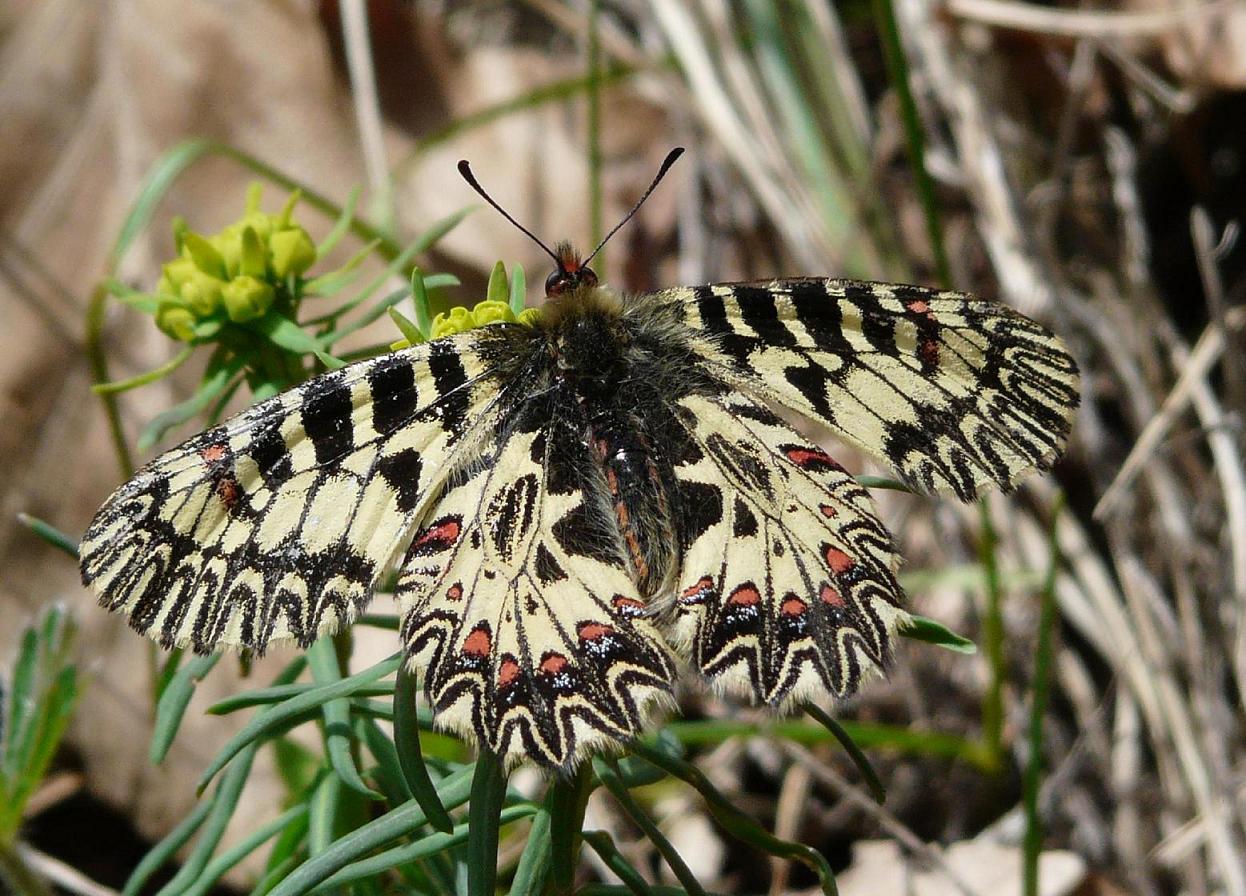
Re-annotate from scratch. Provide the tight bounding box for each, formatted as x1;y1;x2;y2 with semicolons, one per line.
457;160;562;267
582;147;685;267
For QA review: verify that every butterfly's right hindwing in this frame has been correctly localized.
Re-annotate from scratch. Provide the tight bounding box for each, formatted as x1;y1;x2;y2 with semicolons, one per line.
79;333;504;655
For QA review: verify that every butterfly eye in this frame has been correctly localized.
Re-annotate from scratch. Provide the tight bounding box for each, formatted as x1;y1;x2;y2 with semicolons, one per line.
580;267;599;288
545;270;571;296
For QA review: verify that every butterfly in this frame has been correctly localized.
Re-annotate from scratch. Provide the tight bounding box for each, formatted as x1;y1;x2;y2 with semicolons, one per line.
79;149;1079;769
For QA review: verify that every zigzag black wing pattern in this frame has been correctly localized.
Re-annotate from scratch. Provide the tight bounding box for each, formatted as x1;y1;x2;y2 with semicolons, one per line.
664;392;907;706
666;279;1079;500
397;397;677;770
80;332;505;654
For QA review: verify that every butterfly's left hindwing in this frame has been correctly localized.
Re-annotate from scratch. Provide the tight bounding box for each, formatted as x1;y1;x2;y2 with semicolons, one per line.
398;403;677;770
79;334;502;654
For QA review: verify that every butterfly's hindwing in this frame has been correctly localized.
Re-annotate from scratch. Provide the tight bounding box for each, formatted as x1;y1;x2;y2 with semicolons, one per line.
666;393;907;706
79;334;503;654
668;279;1079;499
398;402;677;769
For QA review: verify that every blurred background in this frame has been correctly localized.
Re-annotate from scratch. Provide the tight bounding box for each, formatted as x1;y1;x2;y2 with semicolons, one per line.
2;0;1246;894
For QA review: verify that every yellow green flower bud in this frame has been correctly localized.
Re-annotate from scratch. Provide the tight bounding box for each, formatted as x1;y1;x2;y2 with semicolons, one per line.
517;307;542;327
238;225;269;278
179;270;225;316
155;301;197;342
222;276;274;322
430;306;474;339
470;300;515;327
181;231;228;280
270;226;317;278
160;257;199;295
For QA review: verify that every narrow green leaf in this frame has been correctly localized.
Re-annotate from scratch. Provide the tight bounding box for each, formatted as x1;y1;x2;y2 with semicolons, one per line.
411;268;432;339
394;664;453;833
315;187;362;258
467;751;508;896
208;682;394;715
630;742;839;896
181;805;308;896
803;704;885;804
486;262;508;305
357;715;411;805
13;513;77;559
309;764;342;857
306;638;382;801
303;239;381;297
313;350;347;370
508;806;551;896
387;307;425;347
197;653;401;793
1024;494;1064;896
251;311;325;354
91;346;196;394
311;805;536;893
264;767;476;896
4;628;40;777
154;742;260;896
594;757;707;896
547;764;595;896
138;353;245;452
853;475;913;492
898;614;977;654
509;264;526;316
322;275;457;346
123;799;213;896
150;652;221;764
582;830;656;896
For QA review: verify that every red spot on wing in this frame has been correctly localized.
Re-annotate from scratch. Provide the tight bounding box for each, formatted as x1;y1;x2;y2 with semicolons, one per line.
462;625;491;657
539;653;568;676
825;547;855;574
612;595;646;616
780;596;807;617
680;576;716;605
906;299;931;315
820;584;845;607
578;622;613;641
727;583;761;606
819;503;838;518
215;477;240;510
412;517;461;554
497;655;521;688
784;446;843;472
446;583;463;601
200;443;229;463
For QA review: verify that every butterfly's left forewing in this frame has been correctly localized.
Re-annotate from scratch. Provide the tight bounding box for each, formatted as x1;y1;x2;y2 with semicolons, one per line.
398;404;677;769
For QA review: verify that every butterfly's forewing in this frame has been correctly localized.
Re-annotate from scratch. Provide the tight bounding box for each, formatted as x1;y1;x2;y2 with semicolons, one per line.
670;279;1079;500
666;393;906;706
397;401;677;769
79;334;502;654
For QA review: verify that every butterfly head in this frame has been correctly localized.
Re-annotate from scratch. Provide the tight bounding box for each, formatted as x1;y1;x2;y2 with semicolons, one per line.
545;242;599;297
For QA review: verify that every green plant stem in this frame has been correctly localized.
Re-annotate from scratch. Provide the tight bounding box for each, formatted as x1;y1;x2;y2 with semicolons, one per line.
870;0;952;286
85;280;134;478
978;499;1005;772
1023;495;1065;896
547;763;595;896
467;750;508;896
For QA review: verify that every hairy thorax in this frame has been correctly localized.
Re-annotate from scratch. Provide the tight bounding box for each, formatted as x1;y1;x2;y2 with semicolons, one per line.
536;287;693;603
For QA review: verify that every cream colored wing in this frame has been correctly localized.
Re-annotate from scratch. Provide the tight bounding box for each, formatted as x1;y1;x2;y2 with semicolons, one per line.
666;393;908;706
398;407;677;770
80;332;505;654
663;279;1079;500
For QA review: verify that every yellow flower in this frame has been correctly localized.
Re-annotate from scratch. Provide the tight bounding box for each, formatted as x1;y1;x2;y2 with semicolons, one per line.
155;301;197;342
222;276;275;322
470;300;516;327
270;226;317;278
429;306;474;339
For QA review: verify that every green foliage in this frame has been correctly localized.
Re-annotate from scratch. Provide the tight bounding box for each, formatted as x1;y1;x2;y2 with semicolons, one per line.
0;606;79;896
